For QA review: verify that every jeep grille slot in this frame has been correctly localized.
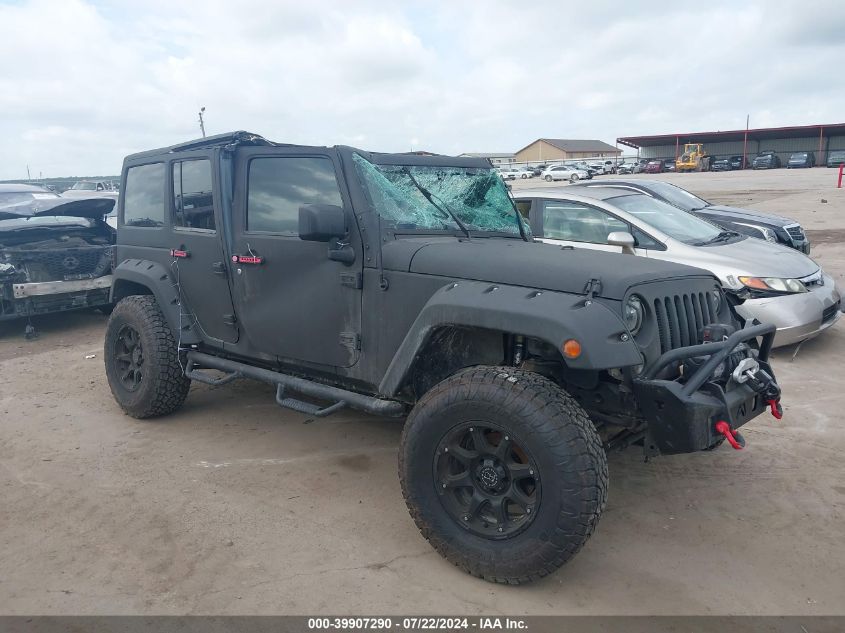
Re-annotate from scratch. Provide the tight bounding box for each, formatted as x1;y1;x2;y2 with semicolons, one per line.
654;292;717;353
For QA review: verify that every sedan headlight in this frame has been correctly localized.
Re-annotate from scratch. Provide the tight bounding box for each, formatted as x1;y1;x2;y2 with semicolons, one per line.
623;295;644;334
735;222;778;242
739;276;807;293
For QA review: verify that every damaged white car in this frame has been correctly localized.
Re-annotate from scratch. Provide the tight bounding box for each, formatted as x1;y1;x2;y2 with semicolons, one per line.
0;184;115;322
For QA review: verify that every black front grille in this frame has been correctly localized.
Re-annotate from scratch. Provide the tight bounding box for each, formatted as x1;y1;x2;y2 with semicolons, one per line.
653;292;718;353
785;225;805;241
42;248;109;279
823;301;841;324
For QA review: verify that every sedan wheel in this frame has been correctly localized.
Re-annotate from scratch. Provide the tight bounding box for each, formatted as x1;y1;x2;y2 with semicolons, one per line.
544;175;552;182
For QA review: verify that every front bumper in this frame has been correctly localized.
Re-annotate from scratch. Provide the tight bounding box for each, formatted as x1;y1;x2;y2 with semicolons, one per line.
633;323;779;455
733;274;842;347
1;275;113;320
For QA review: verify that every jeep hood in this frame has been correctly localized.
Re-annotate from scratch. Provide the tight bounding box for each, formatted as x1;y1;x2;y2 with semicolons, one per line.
385;238;713;300
700;204;794;226
0;197;115;220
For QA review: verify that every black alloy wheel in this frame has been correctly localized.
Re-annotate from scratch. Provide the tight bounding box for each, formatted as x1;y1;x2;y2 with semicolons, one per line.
114;324;144;392
434;423;540;539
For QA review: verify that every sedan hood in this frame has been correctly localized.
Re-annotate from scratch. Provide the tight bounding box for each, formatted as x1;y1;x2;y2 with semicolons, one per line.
385;238;714;300
681;237;818;281
0;197;115;220
701;204;795;226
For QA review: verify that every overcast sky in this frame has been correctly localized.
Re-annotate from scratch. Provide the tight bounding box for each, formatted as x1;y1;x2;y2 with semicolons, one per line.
1;0;844;179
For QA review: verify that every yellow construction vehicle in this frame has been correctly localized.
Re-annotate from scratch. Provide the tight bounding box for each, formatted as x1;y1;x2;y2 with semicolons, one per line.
675;143;710;172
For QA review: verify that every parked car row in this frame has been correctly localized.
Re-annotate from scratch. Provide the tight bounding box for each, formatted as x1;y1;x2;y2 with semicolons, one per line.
615;150;845;174
498;160;621;181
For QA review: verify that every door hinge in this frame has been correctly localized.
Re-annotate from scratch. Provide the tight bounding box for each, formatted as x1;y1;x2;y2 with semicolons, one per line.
340;332;361;351
340;271;363;289
212;261;227;276
222;314;237;326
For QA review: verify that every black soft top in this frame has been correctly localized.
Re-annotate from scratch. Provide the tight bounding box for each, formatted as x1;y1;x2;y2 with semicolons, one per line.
126;131;492;169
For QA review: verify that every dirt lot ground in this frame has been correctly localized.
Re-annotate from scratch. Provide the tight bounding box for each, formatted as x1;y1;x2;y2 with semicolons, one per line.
1;168;843;615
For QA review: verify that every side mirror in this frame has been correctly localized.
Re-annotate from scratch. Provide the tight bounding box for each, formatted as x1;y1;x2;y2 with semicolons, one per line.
299;204;346;242
607;231;636;255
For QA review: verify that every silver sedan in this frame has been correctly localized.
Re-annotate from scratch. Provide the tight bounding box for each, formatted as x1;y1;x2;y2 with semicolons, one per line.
514;188;842;347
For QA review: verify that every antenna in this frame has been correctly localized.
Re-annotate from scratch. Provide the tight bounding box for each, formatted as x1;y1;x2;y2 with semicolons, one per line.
198;106;207;138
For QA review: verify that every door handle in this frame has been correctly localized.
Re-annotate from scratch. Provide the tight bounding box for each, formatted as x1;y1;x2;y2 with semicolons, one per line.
170;248;190;258
231;254;264;265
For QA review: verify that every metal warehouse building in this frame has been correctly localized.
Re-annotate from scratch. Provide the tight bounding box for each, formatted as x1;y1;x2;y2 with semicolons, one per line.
617;123;845;167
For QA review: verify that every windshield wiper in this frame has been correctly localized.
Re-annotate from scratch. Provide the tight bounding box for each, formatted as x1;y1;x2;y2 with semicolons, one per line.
401;167;471;239
698;230;739;245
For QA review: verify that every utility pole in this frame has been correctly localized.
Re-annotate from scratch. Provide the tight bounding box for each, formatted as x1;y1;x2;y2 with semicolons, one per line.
198;106;207;138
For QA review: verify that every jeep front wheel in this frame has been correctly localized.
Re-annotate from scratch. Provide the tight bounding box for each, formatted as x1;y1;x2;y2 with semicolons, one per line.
104;295;190;418
399;366;607;584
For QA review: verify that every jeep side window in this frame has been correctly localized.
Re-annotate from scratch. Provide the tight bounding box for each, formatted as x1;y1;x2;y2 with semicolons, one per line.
173;159;215;231
247;157;342;234
124;163;165;227
542;201;627;244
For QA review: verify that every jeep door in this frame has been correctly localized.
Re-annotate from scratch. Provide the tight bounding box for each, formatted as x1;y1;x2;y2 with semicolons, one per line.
230;147;362;368
121;154;238;343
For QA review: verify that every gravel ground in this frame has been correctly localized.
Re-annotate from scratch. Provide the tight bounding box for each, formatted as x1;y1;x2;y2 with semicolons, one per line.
1;168;843;615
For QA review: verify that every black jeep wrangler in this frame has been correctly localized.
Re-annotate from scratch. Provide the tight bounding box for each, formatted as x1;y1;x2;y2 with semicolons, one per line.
104;131;782;584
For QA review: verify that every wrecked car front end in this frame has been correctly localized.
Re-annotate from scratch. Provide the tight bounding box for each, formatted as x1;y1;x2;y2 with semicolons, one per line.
0;198;115;321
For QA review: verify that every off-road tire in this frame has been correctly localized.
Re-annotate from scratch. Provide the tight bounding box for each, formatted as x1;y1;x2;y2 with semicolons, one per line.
104;295;190;418
399;366;607;584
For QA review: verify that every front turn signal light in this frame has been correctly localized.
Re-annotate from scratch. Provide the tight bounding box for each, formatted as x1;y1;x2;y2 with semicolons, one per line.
562;339;582;359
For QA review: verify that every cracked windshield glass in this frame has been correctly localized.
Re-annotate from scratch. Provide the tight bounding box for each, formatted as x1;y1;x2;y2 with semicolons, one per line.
353;153;527;236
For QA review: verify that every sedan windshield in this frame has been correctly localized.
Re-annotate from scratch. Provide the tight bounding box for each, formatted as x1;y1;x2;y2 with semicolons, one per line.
610;194;725;245
353;154;526;236
71;182;98;191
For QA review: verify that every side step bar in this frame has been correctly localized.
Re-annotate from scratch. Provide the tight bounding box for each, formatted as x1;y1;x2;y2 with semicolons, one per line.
184;351;406;418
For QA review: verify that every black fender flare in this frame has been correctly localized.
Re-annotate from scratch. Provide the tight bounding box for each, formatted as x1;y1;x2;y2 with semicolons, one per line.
378;280;643;396
110;258;202;345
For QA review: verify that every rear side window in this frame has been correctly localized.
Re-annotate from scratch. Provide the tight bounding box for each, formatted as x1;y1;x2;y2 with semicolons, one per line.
124;163;165;227
247;157;343;233
173;159;215;231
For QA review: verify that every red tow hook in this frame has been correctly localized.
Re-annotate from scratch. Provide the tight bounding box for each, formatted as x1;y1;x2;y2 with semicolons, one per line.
768;399;783;420
715;421;746;450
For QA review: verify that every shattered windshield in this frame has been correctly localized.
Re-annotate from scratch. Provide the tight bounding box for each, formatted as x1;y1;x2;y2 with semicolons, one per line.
353;153;527;236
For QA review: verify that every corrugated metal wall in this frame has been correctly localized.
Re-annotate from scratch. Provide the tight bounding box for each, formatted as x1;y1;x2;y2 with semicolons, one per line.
639;134;845;164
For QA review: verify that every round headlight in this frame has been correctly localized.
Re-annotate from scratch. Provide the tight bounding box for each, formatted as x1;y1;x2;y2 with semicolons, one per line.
623;295;644;335
710;290;722;314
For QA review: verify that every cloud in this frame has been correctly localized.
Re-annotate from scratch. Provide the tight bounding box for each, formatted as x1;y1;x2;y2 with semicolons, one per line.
1;0;844;178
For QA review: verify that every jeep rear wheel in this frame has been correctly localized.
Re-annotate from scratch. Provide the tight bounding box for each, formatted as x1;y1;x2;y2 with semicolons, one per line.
399;366;607;584
104;295;190;419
